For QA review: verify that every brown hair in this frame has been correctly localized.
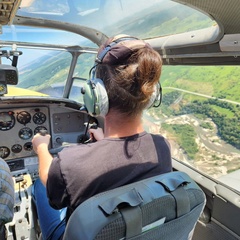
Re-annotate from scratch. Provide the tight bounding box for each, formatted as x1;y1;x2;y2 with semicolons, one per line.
96;36;162;117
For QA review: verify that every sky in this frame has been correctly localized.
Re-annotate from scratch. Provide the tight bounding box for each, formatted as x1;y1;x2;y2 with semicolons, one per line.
0;26;91;66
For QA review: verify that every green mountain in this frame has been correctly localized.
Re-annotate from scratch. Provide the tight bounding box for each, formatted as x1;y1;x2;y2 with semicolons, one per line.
161;66;240;102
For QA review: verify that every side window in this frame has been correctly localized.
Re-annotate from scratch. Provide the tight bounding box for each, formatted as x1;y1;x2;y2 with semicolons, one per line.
74;53;96;80
146;65;240;191
69;53;96;103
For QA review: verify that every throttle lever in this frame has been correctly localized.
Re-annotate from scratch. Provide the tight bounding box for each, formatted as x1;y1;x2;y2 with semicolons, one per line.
88;123;98;143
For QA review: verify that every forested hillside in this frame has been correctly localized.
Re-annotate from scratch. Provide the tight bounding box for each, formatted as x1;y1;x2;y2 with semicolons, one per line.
161;66;240;102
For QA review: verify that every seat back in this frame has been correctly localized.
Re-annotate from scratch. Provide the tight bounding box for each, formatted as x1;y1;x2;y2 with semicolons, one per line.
63;171;206;240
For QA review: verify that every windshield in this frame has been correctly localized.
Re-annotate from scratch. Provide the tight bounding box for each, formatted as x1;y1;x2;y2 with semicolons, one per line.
0;0;239;193
16;0;214;40
0;0;215;99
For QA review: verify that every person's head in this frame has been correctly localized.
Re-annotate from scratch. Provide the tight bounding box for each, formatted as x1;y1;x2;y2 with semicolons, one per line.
95;35;162;117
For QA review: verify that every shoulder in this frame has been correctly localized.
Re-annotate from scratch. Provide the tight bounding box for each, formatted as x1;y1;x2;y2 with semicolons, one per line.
0;158;13;183
150;133;172;159
150;133;170;145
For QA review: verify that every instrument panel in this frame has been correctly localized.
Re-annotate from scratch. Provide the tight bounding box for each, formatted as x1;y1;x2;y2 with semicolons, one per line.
0;106;50;160
0;101;95;178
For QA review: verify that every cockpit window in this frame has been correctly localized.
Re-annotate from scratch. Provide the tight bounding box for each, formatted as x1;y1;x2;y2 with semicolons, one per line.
1;48;72;97
17;0;215;40
145;65;240;182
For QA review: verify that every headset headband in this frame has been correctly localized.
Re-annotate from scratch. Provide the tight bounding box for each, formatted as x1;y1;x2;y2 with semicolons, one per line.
95;36;139;63
95;35;151;65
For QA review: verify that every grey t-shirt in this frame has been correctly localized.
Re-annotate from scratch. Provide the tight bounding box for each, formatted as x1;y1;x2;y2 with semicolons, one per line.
47;131;172;219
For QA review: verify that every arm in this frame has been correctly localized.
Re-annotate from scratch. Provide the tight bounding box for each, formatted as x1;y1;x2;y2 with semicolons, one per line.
32;133;52;186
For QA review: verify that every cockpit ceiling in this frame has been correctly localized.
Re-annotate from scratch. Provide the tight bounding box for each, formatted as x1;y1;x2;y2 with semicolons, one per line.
176;0;240;34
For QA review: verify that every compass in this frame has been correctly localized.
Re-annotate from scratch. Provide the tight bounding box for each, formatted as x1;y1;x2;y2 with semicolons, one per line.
0;83;7;95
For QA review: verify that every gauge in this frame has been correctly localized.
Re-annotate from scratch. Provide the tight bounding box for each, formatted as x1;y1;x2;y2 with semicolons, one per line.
33;112;46;125
11;144;22;154
0;146;10;159
0;83;7;95
0;111;15;131
17;111;31;125
34;126;47;135
19;127;33;140
24;142;33;151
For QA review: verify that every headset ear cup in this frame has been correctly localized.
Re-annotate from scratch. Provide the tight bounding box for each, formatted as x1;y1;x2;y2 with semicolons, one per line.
146;83;162;109
83;78;109;117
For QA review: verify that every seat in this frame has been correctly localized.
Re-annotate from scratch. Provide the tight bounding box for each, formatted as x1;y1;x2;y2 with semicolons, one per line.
63;171;206;240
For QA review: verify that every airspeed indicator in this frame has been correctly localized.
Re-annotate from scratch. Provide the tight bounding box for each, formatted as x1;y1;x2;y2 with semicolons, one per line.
19;127;33;140
33;112;46;125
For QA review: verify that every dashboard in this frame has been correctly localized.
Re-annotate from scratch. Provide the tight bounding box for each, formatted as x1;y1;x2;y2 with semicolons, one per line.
0;97;104;239
0;98;100;179
0;106;50;160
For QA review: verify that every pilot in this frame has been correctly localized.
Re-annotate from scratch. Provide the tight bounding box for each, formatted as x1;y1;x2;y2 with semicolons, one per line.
32;34;172;240
0;158;14;238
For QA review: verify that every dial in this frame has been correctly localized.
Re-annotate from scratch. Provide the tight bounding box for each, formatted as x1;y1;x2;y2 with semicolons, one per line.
34;126;47;135
0;111;15;131
17;111;31;125
33;112;46;125
0;146;10;159
0;83;7;95
19;127;33;140
24;142;33;151
11;144;22;154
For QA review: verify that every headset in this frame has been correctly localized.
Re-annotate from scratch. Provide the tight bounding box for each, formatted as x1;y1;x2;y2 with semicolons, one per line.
82;35;162;117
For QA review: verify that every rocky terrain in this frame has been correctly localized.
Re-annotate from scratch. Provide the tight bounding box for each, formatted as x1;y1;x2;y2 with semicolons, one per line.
143;113;240;179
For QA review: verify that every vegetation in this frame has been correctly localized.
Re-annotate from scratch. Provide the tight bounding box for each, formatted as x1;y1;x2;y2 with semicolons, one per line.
109;2;214;39
156;89;240;150
161;123;198;159
200;122;213;130
148;64;240;152
161;66;240;102
19;52;95;92
19;52;72;90
178;99;240;149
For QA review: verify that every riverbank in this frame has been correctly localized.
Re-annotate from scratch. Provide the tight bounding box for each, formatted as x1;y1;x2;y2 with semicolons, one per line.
143;112;240;179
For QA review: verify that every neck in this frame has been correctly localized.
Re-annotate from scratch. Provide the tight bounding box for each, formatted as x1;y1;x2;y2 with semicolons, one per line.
104;110;144;138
